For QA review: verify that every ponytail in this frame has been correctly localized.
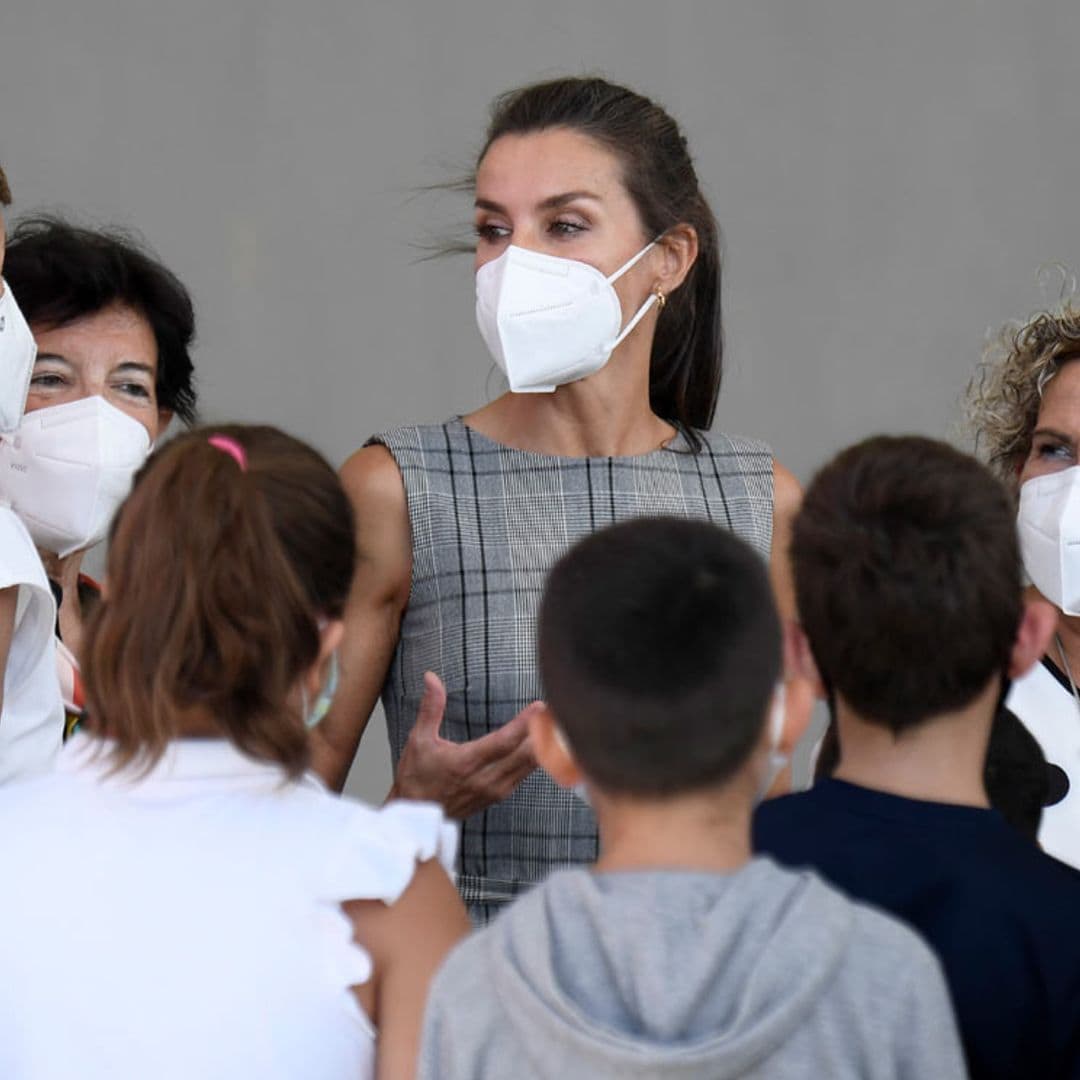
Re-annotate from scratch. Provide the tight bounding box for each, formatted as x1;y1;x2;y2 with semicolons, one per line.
83;425;355;776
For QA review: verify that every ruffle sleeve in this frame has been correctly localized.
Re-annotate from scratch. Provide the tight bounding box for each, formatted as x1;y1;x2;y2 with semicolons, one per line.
318;799;459;993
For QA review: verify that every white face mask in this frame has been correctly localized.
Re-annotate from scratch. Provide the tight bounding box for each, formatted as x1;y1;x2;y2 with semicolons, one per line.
1017;466;1080;615
0;395;151;557
475;242;658;393
0;282;37;434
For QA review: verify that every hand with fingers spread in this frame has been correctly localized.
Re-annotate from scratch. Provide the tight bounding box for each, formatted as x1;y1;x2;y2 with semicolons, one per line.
389;672;540;820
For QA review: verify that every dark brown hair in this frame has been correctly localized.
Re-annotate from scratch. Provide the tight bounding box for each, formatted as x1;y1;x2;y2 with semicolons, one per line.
83;425;355;776
4;216;197;424
0;165;11;206
539;517;780;795
479;77;722;449
793;436;1021;734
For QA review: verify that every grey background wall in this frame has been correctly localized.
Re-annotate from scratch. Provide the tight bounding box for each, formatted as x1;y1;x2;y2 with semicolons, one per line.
3;0;1078;798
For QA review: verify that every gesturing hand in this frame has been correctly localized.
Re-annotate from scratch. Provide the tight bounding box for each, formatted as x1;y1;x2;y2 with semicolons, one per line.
389;672;540;819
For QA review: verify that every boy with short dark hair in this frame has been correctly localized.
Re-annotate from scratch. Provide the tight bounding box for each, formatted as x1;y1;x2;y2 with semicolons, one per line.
420;517;966;1079
755;435;1080;1079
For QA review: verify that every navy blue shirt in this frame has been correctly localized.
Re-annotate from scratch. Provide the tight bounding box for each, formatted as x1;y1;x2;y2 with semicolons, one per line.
754;780;1080;1080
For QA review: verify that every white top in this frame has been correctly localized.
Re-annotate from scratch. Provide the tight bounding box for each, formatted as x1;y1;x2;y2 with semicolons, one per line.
0;733;457;1080
1007;660;1080;868
0;506;62;782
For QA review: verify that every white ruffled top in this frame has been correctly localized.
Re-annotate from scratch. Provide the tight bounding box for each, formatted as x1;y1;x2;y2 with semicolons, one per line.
0;732;457;1080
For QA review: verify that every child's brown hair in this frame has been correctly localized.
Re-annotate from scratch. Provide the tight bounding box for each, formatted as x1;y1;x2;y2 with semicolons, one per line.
83;425;355;776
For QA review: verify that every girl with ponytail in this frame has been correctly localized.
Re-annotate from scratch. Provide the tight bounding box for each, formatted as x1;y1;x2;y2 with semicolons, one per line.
0;425;468;1080
320;77;800;923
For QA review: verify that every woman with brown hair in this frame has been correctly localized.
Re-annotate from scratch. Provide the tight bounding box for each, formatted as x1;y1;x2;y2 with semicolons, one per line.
0;425;469;1080
315;76;801;922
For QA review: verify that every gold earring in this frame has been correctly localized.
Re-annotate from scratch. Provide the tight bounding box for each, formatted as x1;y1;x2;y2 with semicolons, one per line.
653;286;667;311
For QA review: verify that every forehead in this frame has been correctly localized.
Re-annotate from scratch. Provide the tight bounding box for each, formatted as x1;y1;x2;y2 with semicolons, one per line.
476;128;627;203
1036;359;1080;432
33;303;158;371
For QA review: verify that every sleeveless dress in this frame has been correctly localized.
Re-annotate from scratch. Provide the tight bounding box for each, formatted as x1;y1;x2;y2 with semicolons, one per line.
372;418;774;919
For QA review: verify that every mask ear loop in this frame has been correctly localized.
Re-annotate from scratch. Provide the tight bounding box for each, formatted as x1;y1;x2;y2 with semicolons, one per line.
304;652;339;729
611;293;659;349
604;240;658;285
606;240;666;349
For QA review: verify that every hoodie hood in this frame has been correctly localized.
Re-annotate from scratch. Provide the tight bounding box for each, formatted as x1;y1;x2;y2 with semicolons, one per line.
490;858;856;1079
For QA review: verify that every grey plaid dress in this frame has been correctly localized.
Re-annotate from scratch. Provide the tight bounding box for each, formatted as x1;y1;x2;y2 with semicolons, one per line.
371;417;773;921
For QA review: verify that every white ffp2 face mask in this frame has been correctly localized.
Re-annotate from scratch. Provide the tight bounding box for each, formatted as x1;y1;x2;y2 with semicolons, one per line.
0;395;152;557
1017;466;1080;615
0;282;37;434
475;242;658;393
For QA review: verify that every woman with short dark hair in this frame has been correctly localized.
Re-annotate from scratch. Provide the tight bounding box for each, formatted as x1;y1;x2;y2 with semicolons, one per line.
0;214;199;757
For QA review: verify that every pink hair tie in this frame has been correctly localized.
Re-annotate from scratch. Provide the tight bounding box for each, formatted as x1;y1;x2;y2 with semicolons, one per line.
207;434;248;472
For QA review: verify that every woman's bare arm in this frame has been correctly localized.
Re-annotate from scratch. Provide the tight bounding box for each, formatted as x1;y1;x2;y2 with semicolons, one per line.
765;460;803;798
347;858;471;1080
770;460;802;624
309;445;413;791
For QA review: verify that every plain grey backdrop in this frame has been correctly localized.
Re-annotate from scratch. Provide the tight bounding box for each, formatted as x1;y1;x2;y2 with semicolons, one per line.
3;0;1078;798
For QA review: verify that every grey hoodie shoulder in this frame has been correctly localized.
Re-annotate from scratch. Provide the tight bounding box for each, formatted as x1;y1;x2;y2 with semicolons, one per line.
420;858;967;1080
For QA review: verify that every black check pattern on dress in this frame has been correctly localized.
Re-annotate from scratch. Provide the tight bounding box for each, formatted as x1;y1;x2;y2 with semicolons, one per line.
370;418;774;921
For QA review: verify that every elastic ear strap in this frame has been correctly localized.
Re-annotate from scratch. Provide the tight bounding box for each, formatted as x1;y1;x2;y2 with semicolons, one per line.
606;240;657;284
612;293;659;349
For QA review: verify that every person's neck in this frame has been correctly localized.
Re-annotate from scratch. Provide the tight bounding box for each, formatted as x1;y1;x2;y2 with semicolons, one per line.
465;336;675;458
86;702;225;741
592;783;754;875
832;684;996;808
38;548;81;585
1047;592;1080;684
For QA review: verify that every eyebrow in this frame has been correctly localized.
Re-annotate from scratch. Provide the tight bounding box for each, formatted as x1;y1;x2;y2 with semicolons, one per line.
114;362;155;378
475;190;603;213
33;354;154;378
1032;427;1076;445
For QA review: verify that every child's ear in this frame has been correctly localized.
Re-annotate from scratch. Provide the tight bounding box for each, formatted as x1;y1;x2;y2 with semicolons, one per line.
785;621;826;701
529;704;584;789
778;675;815;757
304;619;344;698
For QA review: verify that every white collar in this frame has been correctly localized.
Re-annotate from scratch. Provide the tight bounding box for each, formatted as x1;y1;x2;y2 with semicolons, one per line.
59;731;326;797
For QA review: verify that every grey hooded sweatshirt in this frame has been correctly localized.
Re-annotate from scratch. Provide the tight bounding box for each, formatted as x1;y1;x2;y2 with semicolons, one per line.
420;858;967;1079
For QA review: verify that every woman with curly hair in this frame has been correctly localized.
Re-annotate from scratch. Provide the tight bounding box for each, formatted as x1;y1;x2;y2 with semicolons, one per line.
967;303;1080;866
